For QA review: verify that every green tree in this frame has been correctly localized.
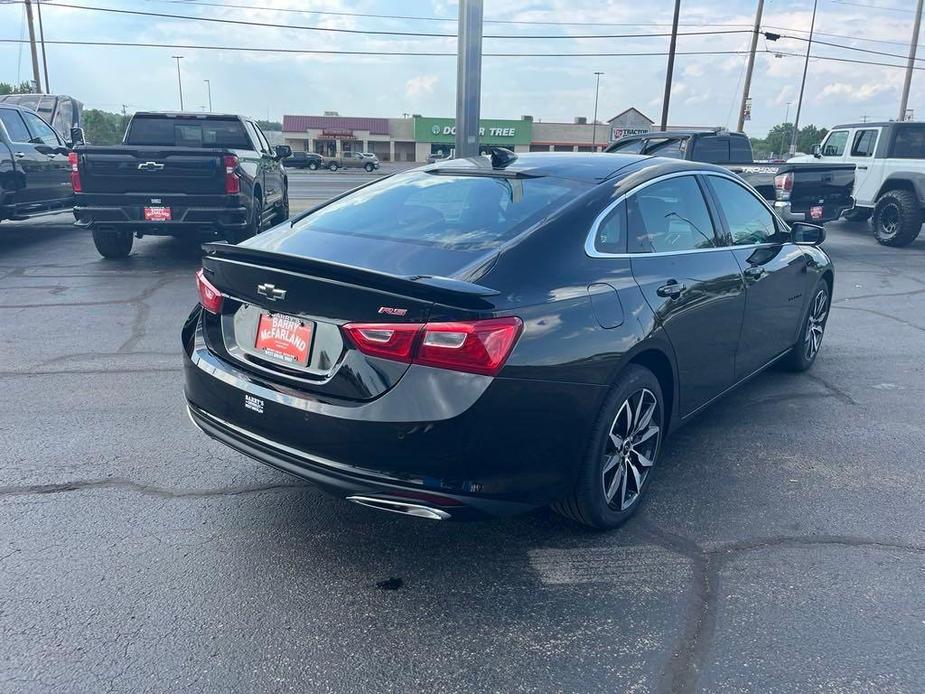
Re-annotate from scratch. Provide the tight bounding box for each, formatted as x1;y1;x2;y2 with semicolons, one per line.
82;109;130;145
750;123;829;160
0;81;36;95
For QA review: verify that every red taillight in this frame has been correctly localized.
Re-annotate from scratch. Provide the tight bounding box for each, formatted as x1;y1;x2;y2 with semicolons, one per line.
224;155;240;194
774;171;793;201
68;152;82;192
196;268;223;314
342;317;523;376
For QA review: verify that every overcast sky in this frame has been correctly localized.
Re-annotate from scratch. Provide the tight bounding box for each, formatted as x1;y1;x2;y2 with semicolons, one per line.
0;0;921;136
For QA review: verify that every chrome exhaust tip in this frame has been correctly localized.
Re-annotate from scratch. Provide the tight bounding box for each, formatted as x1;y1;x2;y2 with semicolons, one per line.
346;495;451;520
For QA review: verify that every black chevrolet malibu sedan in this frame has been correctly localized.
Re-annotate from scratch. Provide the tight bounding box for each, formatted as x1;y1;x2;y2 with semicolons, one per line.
183;152;832;528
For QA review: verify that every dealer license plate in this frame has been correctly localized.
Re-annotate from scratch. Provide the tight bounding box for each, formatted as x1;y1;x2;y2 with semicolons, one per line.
254;313;313;366
143;206;172;221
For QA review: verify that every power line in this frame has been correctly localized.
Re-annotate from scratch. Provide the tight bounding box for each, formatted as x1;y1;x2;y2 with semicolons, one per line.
827;0;916;14
40;3;753;41
769;31;925;62
767;48;925;71
763;23;925;50
0;38;756;58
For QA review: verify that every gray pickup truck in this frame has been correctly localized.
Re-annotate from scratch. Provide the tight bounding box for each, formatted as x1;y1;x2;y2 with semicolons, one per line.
322;151;380;172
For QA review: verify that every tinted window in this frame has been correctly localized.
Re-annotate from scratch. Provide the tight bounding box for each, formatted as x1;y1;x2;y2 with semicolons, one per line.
821;130;849;156
891;125;925;158
643;138;685;159
708;176;778;245
610;139;645;154
593;201;626;254
692;136;730;163
289;172;590;250
627;176;717;253
730;136;752;162
0;109;30;142
21;111;60;146
125;117;250;148
851;129;878;157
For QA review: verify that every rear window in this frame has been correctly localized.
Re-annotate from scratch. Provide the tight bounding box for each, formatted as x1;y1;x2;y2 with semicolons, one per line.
691;136;730;163
289;171;590;250
891;125;925;158
125;117;251;148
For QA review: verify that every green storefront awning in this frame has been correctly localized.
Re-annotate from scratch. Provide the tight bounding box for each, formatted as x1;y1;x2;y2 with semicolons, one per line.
413;117;532;146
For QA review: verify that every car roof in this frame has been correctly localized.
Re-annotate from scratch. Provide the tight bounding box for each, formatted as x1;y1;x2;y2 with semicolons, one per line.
132;111;244;120
613;130;746;141
831;121;905;129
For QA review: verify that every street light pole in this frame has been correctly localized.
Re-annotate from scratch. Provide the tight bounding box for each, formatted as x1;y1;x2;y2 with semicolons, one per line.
455;0;484;158
204;79;212;112
789;0;817;156
172;55;184;111
779;101;791;157
591;71;604;150
660;0;682;131
899;0;924;121
737;0;765;132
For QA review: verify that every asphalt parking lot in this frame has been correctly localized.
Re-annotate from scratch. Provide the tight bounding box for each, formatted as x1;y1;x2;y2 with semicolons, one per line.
1;200;923;692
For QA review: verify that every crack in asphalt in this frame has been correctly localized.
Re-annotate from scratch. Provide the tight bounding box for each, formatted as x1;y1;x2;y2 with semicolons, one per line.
832;304;925;333
803;372;860;406
0;477;304;499
637;521;925;694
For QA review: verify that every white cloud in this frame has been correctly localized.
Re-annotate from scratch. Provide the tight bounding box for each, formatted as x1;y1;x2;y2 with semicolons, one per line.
405;75;439;98
819;82;895;102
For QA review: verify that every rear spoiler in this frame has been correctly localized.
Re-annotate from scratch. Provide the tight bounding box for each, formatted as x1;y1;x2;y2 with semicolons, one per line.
202;242;500;309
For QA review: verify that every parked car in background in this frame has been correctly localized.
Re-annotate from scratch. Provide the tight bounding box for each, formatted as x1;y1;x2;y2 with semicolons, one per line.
0;103;77;222
605;129;855;224
323;151;379;172
791;121;925;246
0;93;83;141
184;151;832;529
284;151;324;170
72;112;290;258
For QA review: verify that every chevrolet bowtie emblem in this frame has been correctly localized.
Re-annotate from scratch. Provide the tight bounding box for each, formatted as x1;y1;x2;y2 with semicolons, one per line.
137;161;165;171
257;283;286;301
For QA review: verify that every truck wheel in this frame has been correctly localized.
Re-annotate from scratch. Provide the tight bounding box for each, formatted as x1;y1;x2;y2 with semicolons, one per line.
328;161;338;171
364;162;374;172
274;188;289;225
873;190;923;247
842;207;872;223
228;195;262;244
308;162;318;171
92;229;133;258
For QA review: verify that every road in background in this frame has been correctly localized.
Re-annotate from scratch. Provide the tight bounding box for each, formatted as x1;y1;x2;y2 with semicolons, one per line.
0;215;923;692
287;162;416;212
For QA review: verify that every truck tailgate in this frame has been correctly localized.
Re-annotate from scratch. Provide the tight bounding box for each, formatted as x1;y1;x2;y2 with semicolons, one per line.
75;146;226;195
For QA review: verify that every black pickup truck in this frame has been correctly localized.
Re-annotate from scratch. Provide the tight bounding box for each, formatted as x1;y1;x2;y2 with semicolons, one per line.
0;103;79;222
72;112;291;258
605;130;855;224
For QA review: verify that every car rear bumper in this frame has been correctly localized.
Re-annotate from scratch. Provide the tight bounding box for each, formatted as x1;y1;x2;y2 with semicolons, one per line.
73;193;248;236
774;198;853;224
182;309;605;519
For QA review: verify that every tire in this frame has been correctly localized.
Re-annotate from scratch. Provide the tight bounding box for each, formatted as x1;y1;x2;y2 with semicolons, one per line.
91;228;133;258
781;278;830;372
308;162;318;171
872;189;923;247
842;207;872;223
552;365;664;530
328;162;338;171
364;162;374;172
227;194;261;244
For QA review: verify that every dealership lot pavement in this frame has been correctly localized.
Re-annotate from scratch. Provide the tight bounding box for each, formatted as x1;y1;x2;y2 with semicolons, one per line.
1;206;923;693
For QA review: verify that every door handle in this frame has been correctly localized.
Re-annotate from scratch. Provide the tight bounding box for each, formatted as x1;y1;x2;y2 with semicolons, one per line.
744;266;766;280
656;280;686;299
857;165;868;170
14;152;25;158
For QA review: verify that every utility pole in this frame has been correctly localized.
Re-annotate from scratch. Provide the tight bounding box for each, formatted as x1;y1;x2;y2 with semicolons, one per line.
204;79;212;111
899;0;924;121
172;55;184;110
591;72;604;150
789;0;817;156
737;0;764;132
36;0;50;93
23;0;43;92
660;0;682;131
455;0;483;158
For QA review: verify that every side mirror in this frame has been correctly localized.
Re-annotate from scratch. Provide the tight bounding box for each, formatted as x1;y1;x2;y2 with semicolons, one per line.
791;221;825;245
275;144;292;160
70;127;85;146
811;144;822;158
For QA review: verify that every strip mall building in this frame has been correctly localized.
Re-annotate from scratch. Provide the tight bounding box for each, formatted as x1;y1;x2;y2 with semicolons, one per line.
282;108;656;162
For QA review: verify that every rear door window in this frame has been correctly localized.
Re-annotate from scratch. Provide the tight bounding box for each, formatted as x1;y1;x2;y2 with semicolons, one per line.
0;109;31;142
707;176;780;245
691;136;730;163
125;117;251;148
890;125;925;158
626;176;718;253
21;111;61;146
290;171;590;250
850;129;878;157
821;130;849;156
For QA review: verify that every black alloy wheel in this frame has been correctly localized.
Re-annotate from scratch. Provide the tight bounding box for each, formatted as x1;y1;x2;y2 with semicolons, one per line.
781;279;829;372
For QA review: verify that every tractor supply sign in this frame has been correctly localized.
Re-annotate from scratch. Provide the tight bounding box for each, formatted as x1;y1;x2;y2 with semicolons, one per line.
611;127;650;141
414;117;532;145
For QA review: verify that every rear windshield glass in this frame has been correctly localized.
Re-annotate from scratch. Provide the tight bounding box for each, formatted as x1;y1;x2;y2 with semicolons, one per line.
289;171;590;250
125;117;251;148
